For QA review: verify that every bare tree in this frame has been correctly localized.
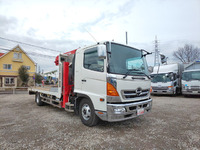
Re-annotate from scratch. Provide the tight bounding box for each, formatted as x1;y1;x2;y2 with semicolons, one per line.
173;44;200;63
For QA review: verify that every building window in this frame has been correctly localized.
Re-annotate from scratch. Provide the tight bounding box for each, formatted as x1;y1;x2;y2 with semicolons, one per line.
13;52;22;59
3;64;12;70
5;77;15;85
25;66;30;70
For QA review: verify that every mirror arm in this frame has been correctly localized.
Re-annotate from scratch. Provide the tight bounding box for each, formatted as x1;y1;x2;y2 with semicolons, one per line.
141;49;152;58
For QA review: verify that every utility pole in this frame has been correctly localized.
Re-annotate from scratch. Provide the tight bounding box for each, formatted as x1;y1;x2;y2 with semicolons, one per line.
39;66;41;74
35;63;37;73
154;36;160;66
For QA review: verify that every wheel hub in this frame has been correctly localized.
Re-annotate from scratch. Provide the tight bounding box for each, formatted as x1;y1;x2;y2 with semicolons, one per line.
82;104;91;120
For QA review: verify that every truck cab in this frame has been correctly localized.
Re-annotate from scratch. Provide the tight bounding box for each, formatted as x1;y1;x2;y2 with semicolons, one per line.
182;69;200;96
74;42;152;125
151;64;183;95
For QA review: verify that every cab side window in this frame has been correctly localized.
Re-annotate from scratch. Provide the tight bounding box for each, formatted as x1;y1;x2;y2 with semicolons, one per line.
84;48;104;72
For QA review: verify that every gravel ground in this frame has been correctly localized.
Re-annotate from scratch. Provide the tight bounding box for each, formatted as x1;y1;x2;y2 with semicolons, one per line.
0;94;199;150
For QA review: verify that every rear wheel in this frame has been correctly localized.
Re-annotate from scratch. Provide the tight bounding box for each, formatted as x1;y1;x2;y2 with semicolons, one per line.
35;92;44;106
79;98;99;126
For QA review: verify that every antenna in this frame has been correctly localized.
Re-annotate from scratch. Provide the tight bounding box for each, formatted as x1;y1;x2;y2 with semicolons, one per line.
84;28;98;43
126;31;128;45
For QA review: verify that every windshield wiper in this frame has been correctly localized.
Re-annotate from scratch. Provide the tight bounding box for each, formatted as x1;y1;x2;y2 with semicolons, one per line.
133;72;151;79
123;69;141;79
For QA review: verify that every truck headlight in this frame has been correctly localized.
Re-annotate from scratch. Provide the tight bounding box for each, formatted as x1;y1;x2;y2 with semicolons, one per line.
113;107;126;114
147;101;152;107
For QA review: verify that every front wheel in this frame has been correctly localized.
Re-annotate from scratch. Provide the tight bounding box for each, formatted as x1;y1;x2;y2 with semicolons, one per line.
35;92;44;106
79;98;99;127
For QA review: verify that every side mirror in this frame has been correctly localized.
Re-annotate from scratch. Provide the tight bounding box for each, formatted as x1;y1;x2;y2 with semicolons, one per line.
97;45;106;59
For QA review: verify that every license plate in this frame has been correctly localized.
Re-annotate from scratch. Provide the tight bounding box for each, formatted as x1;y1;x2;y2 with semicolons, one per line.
193;91;198;94
137;108;145;115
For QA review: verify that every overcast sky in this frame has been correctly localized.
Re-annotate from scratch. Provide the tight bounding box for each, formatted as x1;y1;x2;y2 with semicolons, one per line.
0;0;200;73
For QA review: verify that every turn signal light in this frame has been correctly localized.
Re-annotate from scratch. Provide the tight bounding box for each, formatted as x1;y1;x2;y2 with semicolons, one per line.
100;98;104;102
107;82;119;96
150;86;152;93
98;112;104;114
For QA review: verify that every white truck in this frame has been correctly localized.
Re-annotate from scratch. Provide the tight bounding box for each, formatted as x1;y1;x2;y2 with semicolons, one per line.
29;41;153;126
182;69;200;96
151;64;183;95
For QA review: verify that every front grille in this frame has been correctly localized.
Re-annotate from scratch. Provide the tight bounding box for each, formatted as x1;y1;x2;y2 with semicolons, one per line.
191;86;200;90
122;89;149;99
152;86;168;90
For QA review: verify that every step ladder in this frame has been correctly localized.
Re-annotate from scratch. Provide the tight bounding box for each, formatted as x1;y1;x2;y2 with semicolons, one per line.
65;102;74;112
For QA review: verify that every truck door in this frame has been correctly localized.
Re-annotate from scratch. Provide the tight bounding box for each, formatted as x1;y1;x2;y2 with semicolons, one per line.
81;47;107;111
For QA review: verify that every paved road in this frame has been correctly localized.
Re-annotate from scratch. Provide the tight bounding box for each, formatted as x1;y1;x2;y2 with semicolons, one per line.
0;94;199;149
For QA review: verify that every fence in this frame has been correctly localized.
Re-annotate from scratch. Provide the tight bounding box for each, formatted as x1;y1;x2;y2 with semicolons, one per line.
0;87;28;94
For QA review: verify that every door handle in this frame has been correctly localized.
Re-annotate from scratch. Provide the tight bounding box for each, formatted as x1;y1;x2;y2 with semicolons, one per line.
82;79;86;82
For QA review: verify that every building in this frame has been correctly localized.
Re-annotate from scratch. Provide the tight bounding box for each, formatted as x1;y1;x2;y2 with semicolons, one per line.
0;45;36;88
184;61;200;70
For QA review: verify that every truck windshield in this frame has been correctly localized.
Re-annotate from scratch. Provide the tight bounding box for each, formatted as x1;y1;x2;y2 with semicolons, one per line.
182;71;200;81
107;43;149;76
151;74;171;83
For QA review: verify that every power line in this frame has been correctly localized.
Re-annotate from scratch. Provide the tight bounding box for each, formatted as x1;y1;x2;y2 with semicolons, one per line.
0;48;55;59
0;36;62;53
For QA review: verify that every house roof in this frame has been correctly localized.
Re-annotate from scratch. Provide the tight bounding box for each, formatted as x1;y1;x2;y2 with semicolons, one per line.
0;45;36;65
13;45;36;65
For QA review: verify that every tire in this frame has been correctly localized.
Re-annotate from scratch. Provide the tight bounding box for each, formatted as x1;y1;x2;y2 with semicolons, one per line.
35;92;44;106
171;88;177;97
79;98;99;127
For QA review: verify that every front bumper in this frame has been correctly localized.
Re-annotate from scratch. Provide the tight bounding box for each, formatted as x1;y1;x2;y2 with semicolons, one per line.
95;98;152;122
151;90;174;95
182;90;200;95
